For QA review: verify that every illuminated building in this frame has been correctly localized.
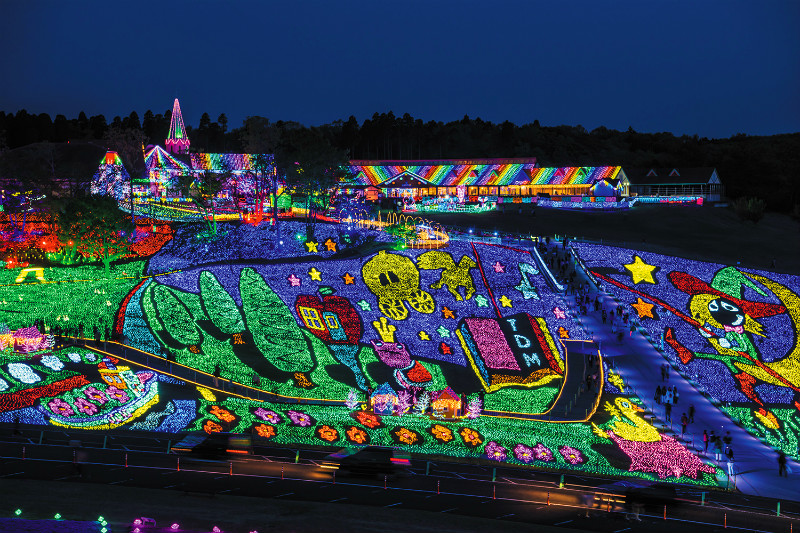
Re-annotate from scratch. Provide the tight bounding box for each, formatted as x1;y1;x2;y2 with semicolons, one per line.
625;168;724;202
345;159;629;201
165;98;190;155
128;99;277;201
431;386;462;418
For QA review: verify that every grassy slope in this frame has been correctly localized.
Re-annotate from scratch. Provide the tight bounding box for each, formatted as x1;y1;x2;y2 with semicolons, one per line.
0;261;146;330
424;205;800;273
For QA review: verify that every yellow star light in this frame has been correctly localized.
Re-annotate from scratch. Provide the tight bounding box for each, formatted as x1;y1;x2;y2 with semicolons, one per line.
324;238;337;252
342;272;355;285
305;241;319;253
623;255;658;284
498;295;513;308
631;297;655;319
308;267;322;281
418;331;430;341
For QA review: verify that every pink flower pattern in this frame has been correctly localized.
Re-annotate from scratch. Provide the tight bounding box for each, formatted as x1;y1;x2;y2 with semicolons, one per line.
558;445;586;465
84;386;108;405
48;398;74;417
106;386;129;403
287;410;314;427
532;443;554;462
485;441;508;462
73;397;98;415
513;443;535;463
254;407;283;424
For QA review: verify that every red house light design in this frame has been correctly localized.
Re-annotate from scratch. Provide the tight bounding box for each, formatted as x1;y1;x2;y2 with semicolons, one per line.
432;386;462;418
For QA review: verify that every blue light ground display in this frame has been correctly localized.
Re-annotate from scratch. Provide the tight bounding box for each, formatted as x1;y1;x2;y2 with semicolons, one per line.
572;242;800;457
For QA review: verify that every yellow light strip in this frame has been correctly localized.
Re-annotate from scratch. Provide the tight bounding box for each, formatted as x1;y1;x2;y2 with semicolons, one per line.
482;339;603;423
72;338;343;404
82;344;261;402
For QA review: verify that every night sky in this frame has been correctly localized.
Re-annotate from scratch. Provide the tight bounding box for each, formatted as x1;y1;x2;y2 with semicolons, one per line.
2;1;798;138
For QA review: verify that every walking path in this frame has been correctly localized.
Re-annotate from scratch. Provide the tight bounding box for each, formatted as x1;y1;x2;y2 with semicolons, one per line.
559;241;800;501
62;336;604;422
54;337;328;406
484;341;603;422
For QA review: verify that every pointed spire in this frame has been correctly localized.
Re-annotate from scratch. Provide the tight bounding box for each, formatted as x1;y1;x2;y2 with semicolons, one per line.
166;98;190;154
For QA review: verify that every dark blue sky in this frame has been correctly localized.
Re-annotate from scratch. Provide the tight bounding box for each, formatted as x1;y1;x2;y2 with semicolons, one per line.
2;1;798;138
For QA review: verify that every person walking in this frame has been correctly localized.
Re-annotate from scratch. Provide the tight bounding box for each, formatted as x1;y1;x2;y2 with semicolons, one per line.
726;446;736;478
213;364;221;388
714;434;724;462
680;413;689;436
778;451;788;477
665;402;672;423
688;404;695;424
655;386;662;405
703;430;709;453
723;431;732;447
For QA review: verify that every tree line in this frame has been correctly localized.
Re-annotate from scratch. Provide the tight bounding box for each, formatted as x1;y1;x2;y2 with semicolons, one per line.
1;109;798;212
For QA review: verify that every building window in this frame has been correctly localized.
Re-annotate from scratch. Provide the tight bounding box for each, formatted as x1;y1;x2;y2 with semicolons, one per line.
324;314;340;330
299;306;325;330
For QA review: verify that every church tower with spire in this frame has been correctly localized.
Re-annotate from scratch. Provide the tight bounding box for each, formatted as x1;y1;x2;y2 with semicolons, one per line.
165;98;190;154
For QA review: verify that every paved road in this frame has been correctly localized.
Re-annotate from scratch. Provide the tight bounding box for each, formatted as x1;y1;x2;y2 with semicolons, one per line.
1;428;798;533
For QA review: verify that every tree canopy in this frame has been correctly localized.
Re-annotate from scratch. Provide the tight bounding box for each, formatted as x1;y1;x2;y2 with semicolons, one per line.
1;108;798;211
53;195;133;274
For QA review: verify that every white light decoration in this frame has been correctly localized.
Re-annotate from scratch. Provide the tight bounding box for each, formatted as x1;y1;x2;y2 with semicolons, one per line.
40;355;65;371
7;363;41;384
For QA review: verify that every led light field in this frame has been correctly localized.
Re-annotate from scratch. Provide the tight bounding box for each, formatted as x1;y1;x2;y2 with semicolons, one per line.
573;242;800;458
0;222;723;486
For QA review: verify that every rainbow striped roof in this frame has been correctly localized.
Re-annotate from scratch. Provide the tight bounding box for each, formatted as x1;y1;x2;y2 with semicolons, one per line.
144;145;190;173
190;153;274;173
528;166;623;186
348;160;622;188
348;159;538;187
